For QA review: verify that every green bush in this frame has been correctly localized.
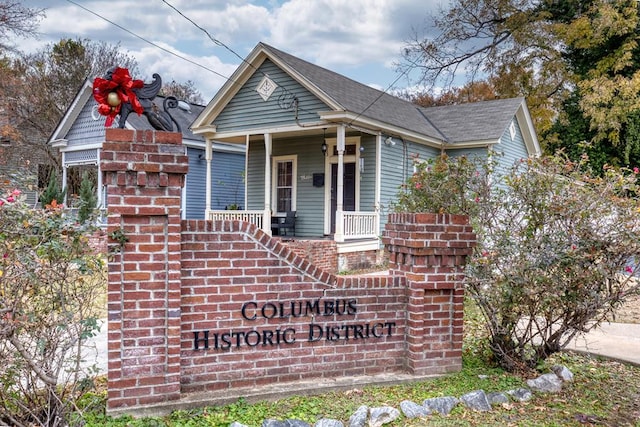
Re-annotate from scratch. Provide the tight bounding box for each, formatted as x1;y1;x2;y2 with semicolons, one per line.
395;153;640;371
40;170;66;208
0;188;105;426
77;172;98;224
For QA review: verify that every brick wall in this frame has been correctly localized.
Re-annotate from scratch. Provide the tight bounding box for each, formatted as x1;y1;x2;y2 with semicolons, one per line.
180;220;406;394
103;131;476;415
102;129;187;410
278;238;338;272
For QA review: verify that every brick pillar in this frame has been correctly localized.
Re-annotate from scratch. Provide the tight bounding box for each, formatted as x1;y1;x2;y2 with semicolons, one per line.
101;129;188;411
382;213;476;375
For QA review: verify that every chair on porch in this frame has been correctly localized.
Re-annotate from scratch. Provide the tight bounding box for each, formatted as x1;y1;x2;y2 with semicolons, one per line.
272;210;296;236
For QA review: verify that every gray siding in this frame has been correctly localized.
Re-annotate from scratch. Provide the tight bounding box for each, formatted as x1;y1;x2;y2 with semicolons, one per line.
273;136;326;236
359;135;376;212
214;59;330;132
247;139;266;211
185;147;246;219
378;139;440;231
65;99;112;147
447;118;529;180
494;118;529;177
247;136;327;237
446;147;489;160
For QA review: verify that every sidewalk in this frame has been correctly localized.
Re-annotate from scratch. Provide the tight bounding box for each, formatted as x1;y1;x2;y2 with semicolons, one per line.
84;320;640;377
565;322;640;366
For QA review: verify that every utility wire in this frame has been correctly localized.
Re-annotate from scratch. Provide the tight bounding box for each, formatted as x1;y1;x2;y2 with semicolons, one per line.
64;0;231;81
162;0;420;127
67;0;419;125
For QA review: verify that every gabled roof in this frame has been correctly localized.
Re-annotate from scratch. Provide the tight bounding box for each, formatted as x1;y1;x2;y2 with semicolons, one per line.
49;80;207;146
192;42;540;155
260;44;446;141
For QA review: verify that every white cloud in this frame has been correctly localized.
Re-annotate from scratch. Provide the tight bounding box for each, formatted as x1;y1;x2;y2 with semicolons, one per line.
18;0;441;100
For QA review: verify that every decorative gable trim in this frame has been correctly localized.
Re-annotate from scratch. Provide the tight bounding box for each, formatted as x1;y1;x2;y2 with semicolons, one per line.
48;79;94;144
191;43;343;134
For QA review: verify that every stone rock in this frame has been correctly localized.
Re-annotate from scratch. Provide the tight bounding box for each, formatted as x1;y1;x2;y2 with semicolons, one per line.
399;400;430;418
230;423;248;427
262;420;310;427
314;419;343;427
368;406;400;427
460;390;492;412
527;373;563;393
422;396;459;415
506;388;533;402
348;405;368;427
486;392;510;405
552;365;574;382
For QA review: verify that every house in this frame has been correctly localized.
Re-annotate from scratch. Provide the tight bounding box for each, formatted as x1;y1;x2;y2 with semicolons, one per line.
48;80;246;219
190;42;541;271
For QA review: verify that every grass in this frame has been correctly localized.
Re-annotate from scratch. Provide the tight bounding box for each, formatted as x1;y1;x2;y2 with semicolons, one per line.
79;298;640;426
79;352;640;426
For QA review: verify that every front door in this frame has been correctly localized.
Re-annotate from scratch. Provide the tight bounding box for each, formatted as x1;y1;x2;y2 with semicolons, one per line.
330;163;356;233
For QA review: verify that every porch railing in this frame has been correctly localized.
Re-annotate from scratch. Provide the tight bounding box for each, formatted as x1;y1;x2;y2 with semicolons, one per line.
342;211;378;240
207;209;379;241
207;209;265;230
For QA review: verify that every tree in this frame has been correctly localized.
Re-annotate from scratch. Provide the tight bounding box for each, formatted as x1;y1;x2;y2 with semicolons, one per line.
394;153;640;371
0;1;44;53
4;38;139;145
159;79;204;105
77;171;97;224
401;0;640;166
409;80;498;107
39;170;66;208
0;188;105;425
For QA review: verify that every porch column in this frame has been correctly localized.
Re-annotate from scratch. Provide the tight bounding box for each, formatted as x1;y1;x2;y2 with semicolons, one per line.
334;125;345;242
374;133;382;234
61;156;68;205
97;149;103;208
204;138;213;217
264;133;272;235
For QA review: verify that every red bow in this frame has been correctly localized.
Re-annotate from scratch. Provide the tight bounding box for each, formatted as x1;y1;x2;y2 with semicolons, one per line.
92;67;144;127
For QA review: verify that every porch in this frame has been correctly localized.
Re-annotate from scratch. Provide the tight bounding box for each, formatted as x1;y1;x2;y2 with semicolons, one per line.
207;209;379;242
207;209;382;272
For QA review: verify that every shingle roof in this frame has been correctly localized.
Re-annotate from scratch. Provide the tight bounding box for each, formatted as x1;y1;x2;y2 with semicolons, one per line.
260;43;446;140
420;97;526;143
260;43;524;144
126;97;205;142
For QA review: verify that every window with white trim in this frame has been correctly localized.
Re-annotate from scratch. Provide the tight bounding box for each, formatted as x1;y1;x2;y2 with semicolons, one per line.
272;155;297;213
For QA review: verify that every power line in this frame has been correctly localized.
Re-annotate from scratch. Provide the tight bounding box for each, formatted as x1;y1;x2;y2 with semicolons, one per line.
160;0;420;128
66;0;419;126
64;0;230;81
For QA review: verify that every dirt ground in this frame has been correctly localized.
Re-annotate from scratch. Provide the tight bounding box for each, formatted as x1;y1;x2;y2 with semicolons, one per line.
613;294;640;324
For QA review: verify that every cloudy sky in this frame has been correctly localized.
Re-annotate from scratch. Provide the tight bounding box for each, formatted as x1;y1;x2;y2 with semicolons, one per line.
18;0;440;102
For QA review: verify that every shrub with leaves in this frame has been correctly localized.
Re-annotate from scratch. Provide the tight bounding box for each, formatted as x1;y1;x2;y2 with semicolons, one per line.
0;189;105;426
77;172;97;224
395;153;640;372
39;170;66;208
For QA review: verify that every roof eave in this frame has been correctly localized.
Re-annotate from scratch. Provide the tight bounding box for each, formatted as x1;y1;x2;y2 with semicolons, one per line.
48;79;93;144
319;111;445;149
443;139;500;150
515;100;542;156
191;43;344;133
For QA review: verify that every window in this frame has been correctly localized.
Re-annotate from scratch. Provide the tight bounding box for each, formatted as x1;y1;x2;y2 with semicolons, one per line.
272;156;297;213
